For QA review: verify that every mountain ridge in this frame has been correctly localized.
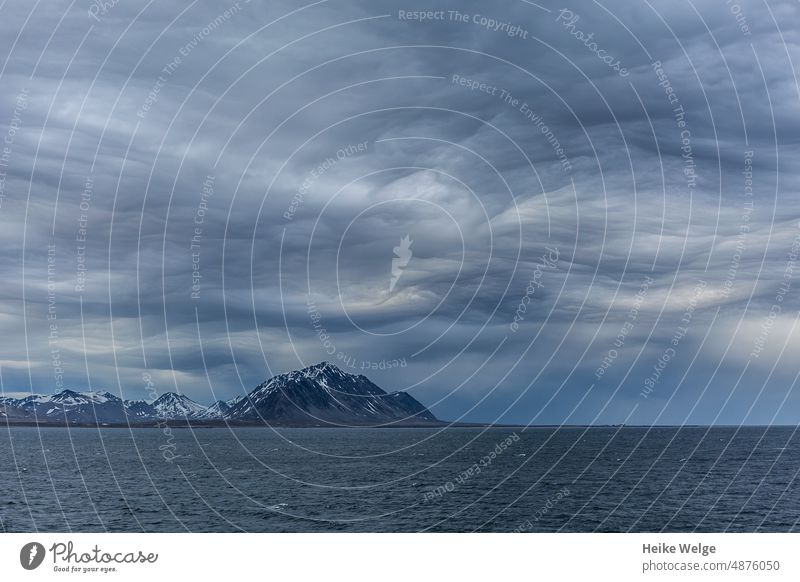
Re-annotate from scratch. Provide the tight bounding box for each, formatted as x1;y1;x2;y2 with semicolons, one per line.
0;362;439;427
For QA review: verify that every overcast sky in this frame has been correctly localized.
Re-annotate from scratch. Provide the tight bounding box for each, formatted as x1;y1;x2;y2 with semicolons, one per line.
0;0;799;424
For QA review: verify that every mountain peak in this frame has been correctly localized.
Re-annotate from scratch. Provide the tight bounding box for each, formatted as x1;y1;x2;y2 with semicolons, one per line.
153;392;185;402
304;361;343;374
51;389;120;404
292;361;352;381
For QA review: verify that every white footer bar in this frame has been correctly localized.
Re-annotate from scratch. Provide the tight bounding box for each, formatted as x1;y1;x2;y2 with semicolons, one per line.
1;533;795;580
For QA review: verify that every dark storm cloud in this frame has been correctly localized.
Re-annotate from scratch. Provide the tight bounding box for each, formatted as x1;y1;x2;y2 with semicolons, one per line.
1;0;799;424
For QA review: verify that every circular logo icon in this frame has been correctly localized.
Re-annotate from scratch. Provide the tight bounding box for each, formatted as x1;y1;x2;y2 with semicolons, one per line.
20;542;46;570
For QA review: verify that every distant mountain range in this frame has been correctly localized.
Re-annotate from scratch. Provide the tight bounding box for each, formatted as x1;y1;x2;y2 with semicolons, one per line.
0;362;438;427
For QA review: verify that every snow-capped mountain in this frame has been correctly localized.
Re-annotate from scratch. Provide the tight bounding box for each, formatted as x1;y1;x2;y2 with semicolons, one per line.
196;396;243;420
151;393;209;419
0;396;31;421
0;389;211;424
124;399;159;420
0;362;438;426
5;389;131;424
226;361;437;425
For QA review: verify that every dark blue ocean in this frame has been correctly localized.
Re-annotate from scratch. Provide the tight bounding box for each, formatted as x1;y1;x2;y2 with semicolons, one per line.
1;426;798;532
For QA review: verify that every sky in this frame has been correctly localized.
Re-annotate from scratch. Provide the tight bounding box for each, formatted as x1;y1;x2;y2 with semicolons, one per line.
0;0;799;425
